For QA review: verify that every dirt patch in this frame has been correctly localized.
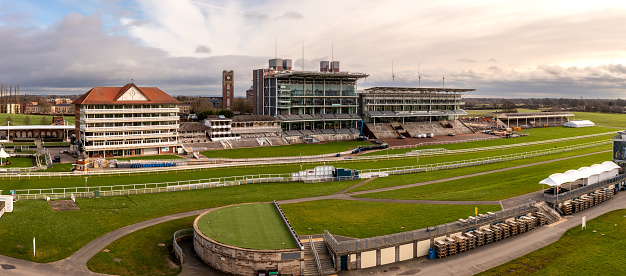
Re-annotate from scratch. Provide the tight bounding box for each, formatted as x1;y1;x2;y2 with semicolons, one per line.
380;133;497;147
48;200;80;212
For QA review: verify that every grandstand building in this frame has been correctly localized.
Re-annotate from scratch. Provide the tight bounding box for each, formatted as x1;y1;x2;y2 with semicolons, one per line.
73;83;180;157
358;86;475;138
252;59;368;131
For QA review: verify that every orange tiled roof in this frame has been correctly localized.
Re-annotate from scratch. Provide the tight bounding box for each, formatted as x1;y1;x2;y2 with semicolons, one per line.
72;83;180;105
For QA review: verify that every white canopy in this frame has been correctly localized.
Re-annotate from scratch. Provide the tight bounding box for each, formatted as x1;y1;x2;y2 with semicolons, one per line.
577;166;599;178
564;120;595;128
602;161;621;171
539;173;574;187
0;148;9;159
564;170;584;181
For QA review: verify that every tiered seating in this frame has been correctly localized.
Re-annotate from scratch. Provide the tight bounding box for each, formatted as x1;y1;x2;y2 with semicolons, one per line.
364;123;398;139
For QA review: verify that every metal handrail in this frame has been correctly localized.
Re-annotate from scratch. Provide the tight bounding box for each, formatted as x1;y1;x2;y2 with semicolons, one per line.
310;236;323;276
274;200;304;250
173;228;194;264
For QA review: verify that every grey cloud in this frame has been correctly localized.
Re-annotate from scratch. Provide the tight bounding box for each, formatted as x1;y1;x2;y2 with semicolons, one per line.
275;11;303;20
195;45;212;54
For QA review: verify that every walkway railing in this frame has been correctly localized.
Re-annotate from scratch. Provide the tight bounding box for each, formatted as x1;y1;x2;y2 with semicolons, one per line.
324;202;536;253
173;228;194;264
544;174;625;203
7;140;610;200
274;200;304;250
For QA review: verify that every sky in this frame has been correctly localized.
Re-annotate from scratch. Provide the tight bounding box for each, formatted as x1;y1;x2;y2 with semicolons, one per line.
0;0;624;98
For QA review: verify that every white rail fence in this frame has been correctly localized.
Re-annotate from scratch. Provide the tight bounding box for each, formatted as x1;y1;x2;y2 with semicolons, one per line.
7;140;610;200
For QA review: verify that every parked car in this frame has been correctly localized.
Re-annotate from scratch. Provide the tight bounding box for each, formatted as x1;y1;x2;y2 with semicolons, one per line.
53;156;61;163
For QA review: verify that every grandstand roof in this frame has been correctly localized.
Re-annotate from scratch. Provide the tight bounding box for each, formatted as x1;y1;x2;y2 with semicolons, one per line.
497;112;573;119
363;87;475;94
232;115;278;122
272;71;368;79
364;110;467;118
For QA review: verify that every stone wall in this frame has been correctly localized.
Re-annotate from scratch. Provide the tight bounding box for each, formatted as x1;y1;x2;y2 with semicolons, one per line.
193;209;304;276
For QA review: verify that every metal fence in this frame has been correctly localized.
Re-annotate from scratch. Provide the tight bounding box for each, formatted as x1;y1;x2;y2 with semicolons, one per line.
6;140;610;200
0;132;612;179
359;140;610;176
324;202;536;254
173;228;194;264
544;174;625;203
274;200;304;250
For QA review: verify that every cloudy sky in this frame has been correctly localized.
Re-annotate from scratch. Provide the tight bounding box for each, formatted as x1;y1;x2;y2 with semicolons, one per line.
0;0;624;98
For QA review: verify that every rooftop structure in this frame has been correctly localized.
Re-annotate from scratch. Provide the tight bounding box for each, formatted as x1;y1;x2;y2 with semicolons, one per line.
252;59;368;131
359;86;473;123
497;112;574;128
73;83;180;157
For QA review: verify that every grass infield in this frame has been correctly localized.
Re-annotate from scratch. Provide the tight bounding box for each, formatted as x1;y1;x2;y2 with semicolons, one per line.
197;203;298;250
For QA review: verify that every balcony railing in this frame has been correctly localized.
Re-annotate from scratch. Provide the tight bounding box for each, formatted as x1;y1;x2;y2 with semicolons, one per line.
82;108;179;114
85;133;177;141
84;141;178;151
81;116;179;123
82;125;179;132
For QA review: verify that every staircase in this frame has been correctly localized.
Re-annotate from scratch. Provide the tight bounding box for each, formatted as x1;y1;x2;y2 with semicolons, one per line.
303;237;336;276
313;240;336;275
536;202;563;224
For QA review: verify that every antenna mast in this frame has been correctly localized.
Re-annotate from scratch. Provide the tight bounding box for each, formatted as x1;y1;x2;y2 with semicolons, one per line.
442;76;445;89
418;60;421;88
392;60;395;87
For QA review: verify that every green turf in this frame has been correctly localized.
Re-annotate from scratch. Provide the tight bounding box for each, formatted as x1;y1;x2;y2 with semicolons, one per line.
478;209;626;276
2;143;37;147
363;126;613;156
0;179;358;262
1;157;33;167
281;200;502;238
350;144;611;192
112;155;183;161
197;203;297;249
201;141;369;158
42;142;71;147
87;216;192;276
571;111;626;128
0;114;74;125
356;151;610;201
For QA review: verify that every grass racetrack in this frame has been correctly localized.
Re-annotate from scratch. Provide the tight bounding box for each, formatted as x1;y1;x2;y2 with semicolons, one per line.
197;203;297;250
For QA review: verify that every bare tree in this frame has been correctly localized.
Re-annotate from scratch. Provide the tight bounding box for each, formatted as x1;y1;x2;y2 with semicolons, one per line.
190;97;214;113
232;98;252;114
37;97;52;114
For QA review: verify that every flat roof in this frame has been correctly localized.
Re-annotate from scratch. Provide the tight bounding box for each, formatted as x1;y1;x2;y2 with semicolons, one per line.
497;112;574;119
363;87;475;93
272;70;368;79
2;125;74;130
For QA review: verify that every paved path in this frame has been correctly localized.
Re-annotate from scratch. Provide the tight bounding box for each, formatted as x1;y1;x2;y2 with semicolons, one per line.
340;192;626;276
0;150;614;275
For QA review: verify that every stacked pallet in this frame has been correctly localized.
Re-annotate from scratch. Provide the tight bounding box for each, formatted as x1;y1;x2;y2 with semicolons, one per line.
522;216;538;230
536;212;548;226
581;195;591;209
445;238;458;255
508;219;520;235
434;240;448;258
463;232;476;249
483;228;494;244
491;225;503;241
498;223;511;238
573;199;584;213
474;230;485;247
561;202;572;215
453;235;468;252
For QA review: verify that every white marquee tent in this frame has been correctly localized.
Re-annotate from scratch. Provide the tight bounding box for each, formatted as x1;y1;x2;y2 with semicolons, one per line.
564;120;595;128
0;148;9;165
539;162;621;188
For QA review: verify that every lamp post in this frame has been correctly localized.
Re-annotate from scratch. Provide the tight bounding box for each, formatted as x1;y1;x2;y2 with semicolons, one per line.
85;177;88;194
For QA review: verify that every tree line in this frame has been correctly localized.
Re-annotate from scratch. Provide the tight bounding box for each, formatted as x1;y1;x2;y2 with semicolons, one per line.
465;98;626;113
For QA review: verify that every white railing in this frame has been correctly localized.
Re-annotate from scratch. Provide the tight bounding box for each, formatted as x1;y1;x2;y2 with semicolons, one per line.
7;140;609;199
82;108;179;114
82;116;179;123
85;133;177;140
83;125;178;132
84;141;178;151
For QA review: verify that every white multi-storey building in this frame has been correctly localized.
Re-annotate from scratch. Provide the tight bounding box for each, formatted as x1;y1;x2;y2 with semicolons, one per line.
73;83;180;157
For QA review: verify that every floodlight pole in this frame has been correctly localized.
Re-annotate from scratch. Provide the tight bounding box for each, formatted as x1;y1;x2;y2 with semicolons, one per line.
85;177;88;193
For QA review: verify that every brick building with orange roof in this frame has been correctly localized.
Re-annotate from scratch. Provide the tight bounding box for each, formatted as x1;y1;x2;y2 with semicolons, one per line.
73;83;180;157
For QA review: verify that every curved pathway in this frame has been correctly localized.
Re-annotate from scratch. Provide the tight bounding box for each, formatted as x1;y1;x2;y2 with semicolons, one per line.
0;150;615;275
